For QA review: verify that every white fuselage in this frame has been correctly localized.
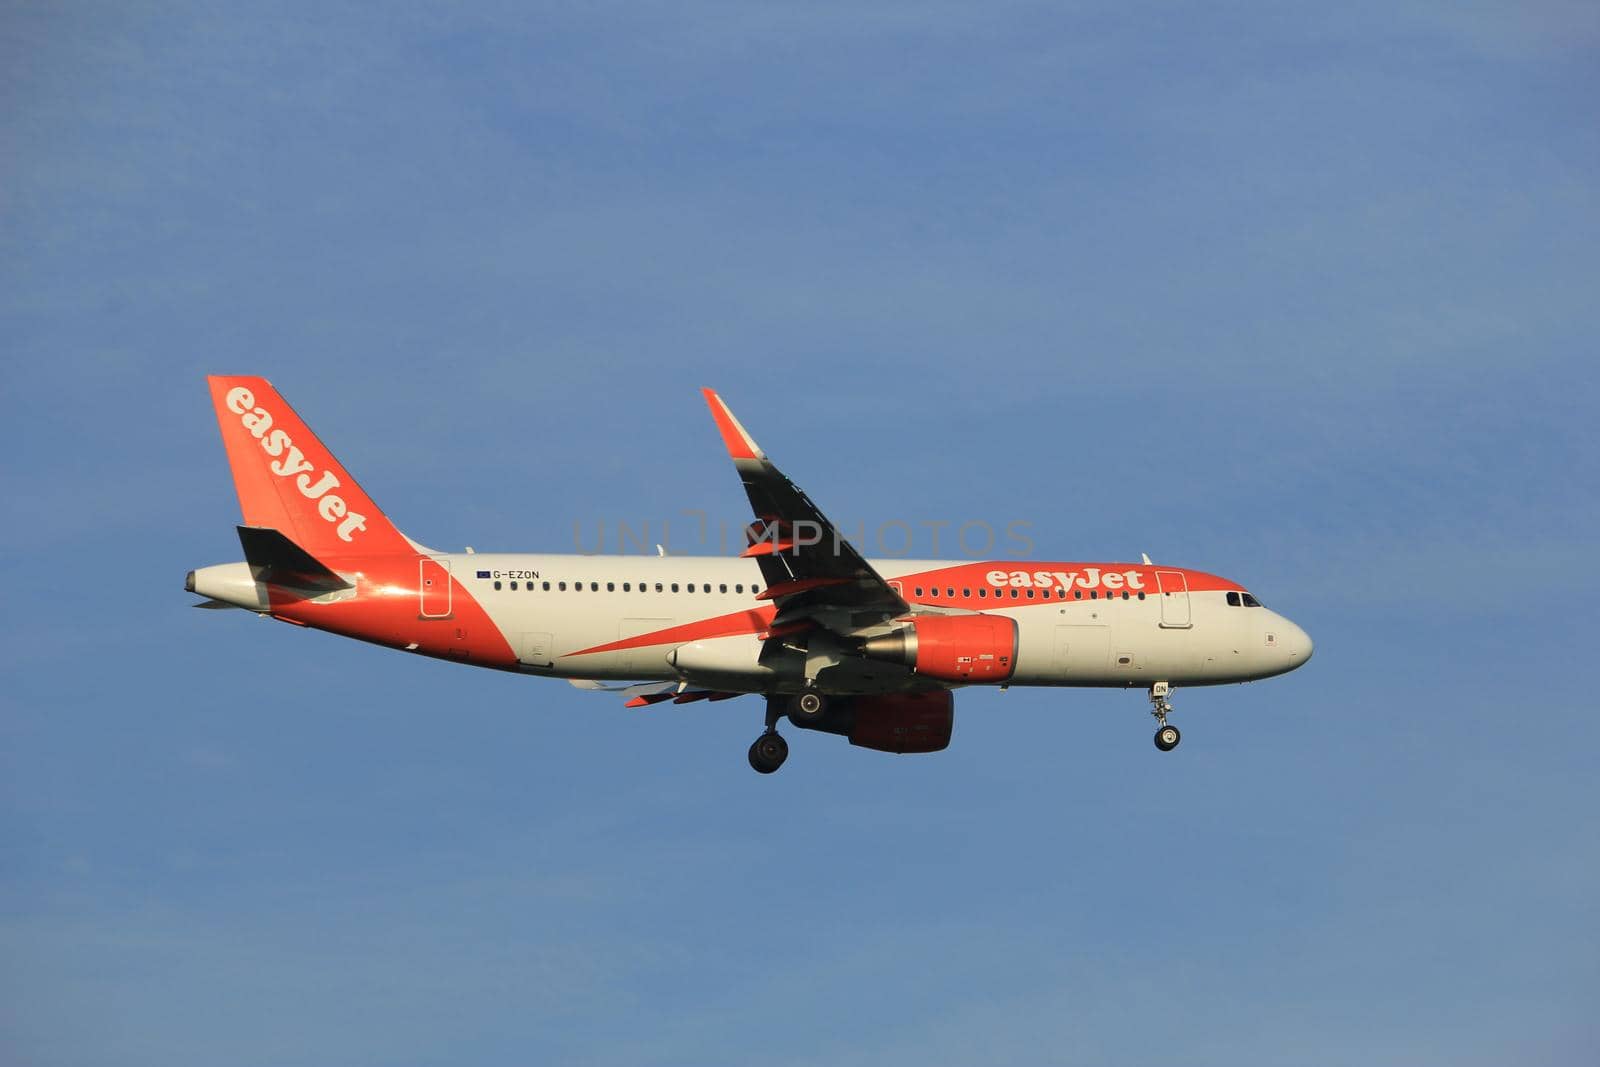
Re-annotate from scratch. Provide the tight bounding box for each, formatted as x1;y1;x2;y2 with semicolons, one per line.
437;554;1311;691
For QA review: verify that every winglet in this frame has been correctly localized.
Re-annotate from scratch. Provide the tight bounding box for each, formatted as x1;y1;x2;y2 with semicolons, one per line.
701;389;766;462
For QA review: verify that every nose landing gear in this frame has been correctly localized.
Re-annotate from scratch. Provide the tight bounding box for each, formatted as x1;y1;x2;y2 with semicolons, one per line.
1149;682;1181;751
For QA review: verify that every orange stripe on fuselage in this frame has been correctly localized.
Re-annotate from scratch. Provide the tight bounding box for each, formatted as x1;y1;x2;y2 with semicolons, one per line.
266;552;519;668
565;563;1237;659
566;605;778;658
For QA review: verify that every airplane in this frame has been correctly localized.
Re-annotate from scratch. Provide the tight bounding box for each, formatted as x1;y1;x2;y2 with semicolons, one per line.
188;377;1313;773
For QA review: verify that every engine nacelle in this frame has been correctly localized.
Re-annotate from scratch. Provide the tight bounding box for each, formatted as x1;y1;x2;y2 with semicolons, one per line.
860;614;1018;683
787;691;954;754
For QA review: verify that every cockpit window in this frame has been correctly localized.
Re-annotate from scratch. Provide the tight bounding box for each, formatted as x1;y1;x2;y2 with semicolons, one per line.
1241;592;1262;607
1226;591;1241;607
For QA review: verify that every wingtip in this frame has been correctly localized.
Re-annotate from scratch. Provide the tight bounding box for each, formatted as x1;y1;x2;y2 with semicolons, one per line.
701;387;764;461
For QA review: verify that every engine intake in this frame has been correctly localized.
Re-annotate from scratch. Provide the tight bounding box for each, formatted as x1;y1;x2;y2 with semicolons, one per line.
860;614;1018;683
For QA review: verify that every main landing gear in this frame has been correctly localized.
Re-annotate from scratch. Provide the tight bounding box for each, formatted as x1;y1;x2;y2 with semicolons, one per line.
748;690;828;773
1149;681;1181;752
748;731;789;774
748;694;800;774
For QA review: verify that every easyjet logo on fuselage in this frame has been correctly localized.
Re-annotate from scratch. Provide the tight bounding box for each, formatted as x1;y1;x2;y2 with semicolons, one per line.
224;386;368;542
985;567;1147;594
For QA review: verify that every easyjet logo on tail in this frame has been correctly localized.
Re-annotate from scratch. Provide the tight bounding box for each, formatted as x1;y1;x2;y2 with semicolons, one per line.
224;386;368;542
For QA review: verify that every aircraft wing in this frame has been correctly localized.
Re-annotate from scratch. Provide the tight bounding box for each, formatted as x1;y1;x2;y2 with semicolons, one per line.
702;389;910;631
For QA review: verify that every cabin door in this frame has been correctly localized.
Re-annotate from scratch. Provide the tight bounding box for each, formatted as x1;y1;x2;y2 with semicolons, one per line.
420;558;452;618
1155;570;1191;628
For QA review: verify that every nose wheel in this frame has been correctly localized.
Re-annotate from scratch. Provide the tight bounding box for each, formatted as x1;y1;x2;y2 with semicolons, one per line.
1149;682;1181;752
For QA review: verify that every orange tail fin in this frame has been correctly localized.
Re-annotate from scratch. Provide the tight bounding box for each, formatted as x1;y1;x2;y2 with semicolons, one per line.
207;376;416;557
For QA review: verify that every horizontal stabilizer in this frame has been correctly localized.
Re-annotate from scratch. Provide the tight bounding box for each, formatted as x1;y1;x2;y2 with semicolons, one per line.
236;525;352;593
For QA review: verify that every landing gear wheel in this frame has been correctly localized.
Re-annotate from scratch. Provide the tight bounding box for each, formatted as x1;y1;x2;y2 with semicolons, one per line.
788;689;828;726
1148;682;1179;752
748;732;789;774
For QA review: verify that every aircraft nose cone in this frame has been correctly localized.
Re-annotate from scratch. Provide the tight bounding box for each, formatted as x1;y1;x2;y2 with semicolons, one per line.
1287;621;1313;665
185;570;196;593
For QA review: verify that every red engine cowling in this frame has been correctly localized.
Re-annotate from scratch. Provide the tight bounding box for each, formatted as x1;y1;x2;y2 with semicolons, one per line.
861;614;1018;683
784;691;955;754
847;691;954;753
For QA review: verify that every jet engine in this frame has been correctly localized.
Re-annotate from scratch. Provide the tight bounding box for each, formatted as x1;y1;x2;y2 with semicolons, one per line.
859;614;1018;683
786;690;954;754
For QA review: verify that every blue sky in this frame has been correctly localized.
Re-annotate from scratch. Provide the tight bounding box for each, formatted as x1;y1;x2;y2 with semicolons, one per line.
3;3;1597;1064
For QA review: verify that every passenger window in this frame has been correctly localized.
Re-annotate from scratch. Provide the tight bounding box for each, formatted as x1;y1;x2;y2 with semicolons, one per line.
1074;590;1083;600
558;581;566;591
1026;590;1035;599
607;582;615;592
1227;591;1241;607
1137;592;1145;600
671;583;679;593
962;589;970;598
979;589;987;598
1010;589;1019;598
542;581;550;591
622;582;630;592
655;583;663;592
493;580;502;590
736;584;744;593
720;584;728;593
915;587;923;597
946;588;954;598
